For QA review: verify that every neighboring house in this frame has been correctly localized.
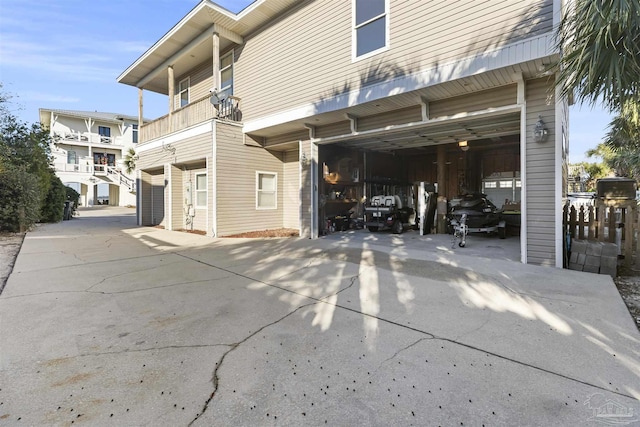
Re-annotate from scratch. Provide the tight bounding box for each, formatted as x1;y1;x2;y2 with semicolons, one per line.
117;0;569;267
39;109;139;207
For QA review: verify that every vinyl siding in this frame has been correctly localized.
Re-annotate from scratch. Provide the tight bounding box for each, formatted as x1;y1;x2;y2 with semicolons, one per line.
175;60;215;110
525;77;556;266
429;85;517;119
170;165;183;230
235;0;553;122
216;123;285;236
300;141;313;238
137;130;212;171
283;149;299;229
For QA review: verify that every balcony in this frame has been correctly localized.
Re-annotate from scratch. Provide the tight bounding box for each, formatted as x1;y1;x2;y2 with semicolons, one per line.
55;131;124;146
140;94;241;143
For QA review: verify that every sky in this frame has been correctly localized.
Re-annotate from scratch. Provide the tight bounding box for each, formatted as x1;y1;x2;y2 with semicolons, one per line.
0;0;613;164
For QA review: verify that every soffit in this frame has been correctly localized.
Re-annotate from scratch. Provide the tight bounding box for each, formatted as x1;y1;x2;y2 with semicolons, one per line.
252;58;553;144
118;0;301;93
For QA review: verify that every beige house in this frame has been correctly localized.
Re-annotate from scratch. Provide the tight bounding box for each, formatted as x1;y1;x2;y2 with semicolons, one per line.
117;0;569;267
39;109;138;207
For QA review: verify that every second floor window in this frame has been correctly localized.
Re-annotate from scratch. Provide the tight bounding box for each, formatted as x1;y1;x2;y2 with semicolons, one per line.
220;51;234;98
179;77;190;108
132;124;138;143
98;126;111;143
354;0;388;59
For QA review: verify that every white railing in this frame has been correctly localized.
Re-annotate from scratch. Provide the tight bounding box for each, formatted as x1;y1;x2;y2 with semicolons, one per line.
140;94;241;143
54;162;93;173
56;132;117;145
53;163;135;192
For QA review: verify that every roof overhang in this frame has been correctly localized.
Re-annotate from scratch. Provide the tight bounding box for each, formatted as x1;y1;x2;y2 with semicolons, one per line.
117;0;301;94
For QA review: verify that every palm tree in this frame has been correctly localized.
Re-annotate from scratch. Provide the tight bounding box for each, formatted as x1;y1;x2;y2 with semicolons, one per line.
556;0;640;112
123;148;137;175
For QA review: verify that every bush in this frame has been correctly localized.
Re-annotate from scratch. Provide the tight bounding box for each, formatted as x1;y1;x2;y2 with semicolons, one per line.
0;166;42;232
40;174;66;223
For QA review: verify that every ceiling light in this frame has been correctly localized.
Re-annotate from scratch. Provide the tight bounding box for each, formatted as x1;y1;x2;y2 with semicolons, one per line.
458;140;469;152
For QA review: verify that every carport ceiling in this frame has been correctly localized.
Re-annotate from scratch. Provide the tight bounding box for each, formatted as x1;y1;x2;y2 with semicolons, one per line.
329;111;521;152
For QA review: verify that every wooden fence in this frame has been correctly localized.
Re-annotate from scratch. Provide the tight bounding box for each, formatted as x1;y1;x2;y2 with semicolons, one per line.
563;200;638;267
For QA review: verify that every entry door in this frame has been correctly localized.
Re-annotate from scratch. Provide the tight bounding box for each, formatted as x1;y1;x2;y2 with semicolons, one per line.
151;174;165;226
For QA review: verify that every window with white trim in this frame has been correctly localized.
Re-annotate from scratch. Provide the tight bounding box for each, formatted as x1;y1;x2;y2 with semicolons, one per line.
220;51;234;98
132;124;138;143
353;0;388;59
178;77;190;108
256;172;277;209
195;173;207;208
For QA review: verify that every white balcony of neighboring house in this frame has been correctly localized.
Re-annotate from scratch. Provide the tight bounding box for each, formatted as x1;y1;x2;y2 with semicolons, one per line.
55;131;125;146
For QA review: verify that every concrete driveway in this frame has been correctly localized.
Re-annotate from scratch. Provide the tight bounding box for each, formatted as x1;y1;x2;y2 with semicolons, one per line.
1;207;639;426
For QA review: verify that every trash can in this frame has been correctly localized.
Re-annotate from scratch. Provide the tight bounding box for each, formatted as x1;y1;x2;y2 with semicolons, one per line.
63;201;72;220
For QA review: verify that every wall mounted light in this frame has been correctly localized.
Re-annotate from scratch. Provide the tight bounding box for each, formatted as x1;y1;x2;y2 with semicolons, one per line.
533;115;548;143
458;140;469;152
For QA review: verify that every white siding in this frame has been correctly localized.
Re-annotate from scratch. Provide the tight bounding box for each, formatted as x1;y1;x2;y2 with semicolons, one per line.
216;123;285;236
235;0;553;122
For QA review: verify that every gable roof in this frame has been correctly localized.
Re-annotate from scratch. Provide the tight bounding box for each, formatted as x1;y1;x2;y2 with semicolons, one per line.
117;0;301;94
39;108;144;126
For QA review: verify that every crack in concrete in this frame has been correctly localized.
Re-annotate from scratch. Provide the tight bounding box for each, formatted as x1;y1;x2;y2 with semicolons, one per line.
33;344;233;365
380;337;433;366
0;276;237;299
320;273;360;301
85;260;185;291
174;252;639;404
188;303;317;426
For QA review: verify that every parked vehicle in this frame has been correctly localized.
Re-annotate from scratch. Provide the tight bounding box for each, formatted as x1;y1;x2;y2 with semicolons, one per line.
365;195;415;234
448;193;506;245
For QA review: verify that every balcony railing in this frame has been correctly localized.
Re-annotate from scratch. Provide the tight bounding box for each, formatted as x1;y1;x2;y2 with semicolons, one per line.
140;94;241;143
55;132;121;145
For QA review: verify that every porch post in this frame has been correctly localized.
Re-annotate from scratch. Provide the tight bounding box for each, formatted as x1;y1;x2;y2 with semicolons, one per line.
138;88;144;127
436;144;447;233
168;65;174;133
212;32;220;90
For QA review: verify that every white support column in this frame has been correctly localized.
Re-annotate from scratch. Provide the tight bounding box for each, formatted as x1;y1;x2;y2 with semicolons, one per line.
555;78;565;268
212;32;220;90
136;169;142;225
87;183;95;207
518;75;527;264
310;142;319;239
168;65;174;134
210;121;217;237
166;164;172;230
138;88;144;127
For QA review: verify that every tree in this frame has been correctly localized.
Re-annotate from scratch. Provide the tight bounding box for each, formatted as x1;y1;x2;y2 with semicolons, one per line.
123;147;137;174
0;85;64;230
556;0;640;112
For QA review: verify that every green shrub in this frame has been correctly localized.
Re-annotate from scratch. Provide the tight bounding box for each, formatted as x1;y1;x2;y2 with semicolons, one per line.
0;166;42;232
40;174;66;223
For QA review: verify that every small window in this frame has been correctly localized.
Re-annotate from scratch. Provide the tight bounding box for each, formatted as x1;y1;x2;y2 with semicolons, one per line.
256;172;277;209
178;77;190;108
353;0;388;59
98;126;111;143
500;180;513;188
220;51;234;98
484;181;497;189
195;173;207;208
132;124;138;143
67;150;77;164
515;180;522;188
